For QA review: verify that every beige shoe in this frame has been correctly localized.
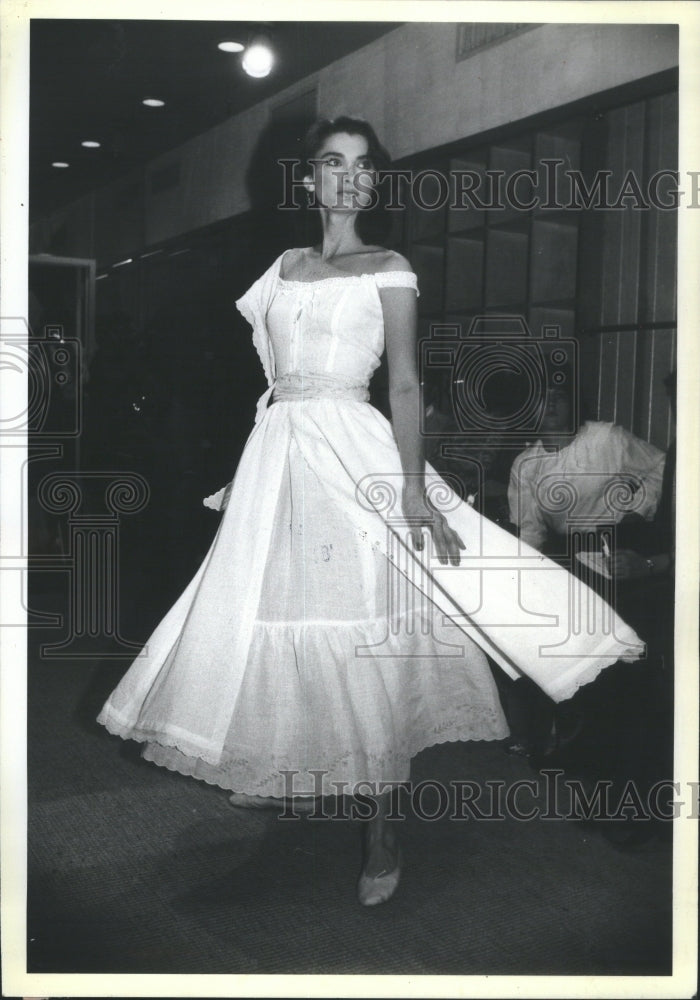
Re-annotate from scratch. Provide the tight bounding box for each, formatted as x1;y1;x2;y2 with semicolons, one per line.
357;851;402;907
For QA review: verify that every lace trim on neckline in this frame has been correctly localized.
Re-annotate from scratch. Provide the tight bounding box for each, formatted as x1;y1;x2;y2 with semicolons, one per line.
278;273;369;288
277;272;414;288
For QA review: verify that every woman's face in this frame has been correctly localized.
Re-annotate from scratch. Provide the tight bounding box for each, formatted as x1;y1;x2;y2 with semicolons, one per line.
305;131;376;211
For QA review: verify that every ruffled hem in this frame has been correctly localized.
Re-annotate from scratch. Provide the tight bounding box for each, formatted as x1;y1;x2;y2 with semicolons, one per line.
136;725;508;797
98;702;509;798
539;633;645;703
98;610;509;796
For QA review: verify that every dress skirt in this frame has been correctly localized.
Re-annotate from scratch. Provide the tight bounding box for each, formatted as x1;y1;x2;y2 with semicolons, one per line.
98;396;643;798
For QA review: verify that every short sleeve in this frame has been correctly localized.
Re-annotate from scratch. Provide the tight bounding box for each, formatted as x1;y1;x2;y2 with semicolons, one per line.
235;255;285;386
235;279;263;335
373;271;420;296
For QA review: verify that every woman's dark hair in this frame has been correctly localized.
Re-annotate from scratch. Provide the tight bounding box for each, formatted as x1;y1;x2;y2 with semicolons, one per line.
302;116;391;175
300;115;394;245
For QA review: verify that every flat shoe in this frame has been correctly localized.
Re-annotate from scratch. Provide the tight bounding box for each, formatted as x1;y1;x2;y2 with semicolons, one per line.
228;792;317;813
357;851;402;907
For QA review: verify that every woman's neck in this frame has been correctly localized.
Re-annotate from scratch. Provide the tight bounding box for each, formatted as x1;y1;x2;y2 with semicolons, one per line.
317;212;365;260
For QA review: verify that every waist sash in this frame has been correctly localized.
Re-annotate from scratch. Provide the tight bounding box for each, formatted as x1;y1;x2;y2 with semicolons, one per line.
272;372;370;404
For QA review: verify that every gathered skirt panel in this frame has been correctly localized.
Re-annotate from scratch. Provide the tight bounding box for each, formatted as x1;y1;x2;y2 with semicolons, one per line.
143;614;508;796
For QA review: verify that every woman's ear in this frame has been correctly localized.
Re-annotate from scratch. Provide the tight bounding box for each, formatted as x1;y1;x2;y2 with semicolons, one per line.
303;174;315;192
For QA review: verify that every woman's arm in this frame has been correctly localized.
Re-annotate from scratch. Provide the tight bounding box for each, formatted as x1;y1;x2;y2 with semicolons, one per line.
608;424;667;519
380;278;464;565
381;284;423;478
508;450;548;551
608;549;673;579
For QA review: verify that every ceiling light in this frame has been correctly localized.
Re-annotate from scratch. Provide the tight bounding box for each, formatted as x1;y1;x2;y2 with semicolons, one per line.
218;40;244;52
242;34;274;78
52;161;69;168
142;98;165;108
81;140;101;148
112;258;133;268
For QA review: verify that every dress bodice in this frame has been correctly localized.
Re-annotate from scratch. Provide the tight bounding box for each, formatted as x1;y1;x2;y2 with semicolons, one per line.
269;275;387;385
236;251;419;394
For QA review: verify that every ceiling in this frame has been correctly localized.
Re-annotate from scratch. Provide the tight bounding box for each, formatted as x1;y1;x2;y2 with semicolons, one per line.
30;19;400;220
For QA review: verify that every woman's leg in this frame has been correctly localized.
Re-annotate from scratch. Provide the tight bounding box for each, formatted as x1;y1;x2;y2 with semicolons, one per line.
358;789;402;906
362;790;400;874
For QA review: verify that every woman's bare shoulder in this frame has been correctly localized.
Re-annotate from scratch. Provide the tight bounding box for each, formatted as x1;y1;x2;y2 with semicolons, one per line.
374;249;414;273
278;246;312;280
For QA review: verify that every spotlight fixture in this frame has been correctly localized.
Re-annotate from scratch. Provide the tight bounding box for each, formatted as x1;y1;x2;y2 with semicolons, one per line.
142;98;165;107
51;161;69;168
241;33;274;78
218;40;244;52
81;140;101;148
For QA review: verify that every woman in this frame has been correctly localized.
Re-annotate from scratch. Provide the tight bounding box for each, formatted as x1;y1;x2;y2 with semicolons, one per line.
508;373;666;556
98;117;643;906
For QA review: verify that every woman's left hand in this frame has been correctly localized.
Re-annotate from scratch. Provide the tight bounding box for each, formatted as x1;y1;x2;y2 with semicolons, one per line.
607;548;649;580
402;486;466;566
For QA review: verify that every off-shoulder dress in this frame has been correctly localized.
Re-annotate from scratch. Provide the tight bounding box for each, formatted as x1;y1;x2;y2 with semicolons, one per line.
97;250;643;796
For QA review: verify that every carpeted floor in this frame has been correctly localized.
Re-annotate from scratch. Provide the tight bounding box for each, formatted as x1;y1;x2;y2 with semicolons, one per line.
27;637;673;979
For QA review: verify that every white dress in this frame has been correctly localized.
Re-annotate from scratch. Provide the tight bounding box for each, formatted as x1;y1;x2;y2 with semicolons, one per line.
97;250;644;797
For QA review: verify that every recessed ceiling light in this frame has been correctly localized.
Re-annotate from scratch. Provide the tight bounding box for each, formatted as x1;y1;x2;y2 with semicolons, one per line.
241;35;275;78
218;40;244;52
142;98;165;108
52;161;70;168
81;140;101;148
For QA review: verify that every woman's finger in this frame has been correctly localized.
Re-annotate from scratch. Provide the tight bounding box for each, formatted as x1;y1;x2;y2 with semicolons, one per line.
433;515;465;566
411;525;424;551
445;527;462;566
430;518;449;565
